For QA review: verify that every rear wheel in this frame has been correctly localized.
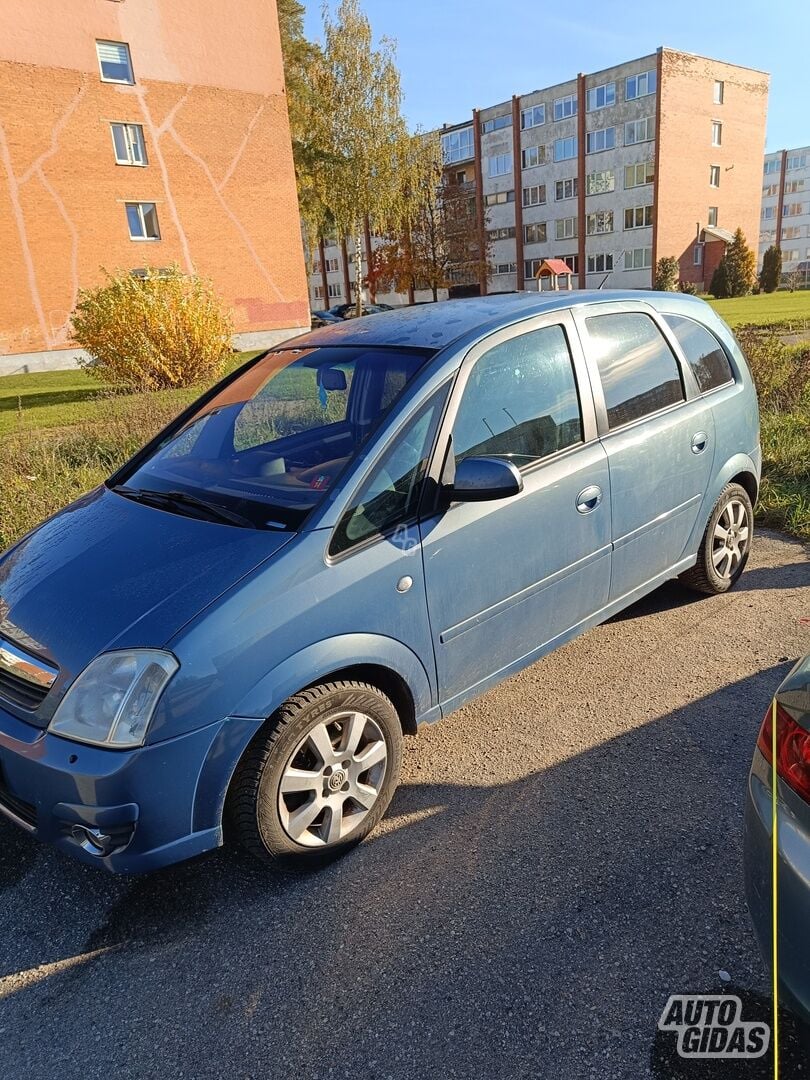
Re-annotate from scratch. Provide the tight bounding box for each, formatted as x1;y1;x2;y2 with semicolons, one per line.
228;681;403;869
679;483;753;595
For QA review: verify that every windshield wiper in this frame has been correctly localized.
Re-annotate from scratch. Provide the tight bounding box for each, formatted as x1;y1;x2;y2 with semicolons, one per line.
111;486;256;529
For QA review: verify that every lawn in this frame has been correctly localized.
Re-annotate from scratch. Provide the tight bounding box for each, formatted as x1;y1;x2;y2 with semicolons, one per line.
706;290;810;328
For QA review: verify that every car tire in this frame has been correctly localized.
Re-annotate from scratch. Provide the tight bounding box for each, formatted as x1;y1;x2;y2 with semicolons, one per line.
228;681;403;870
679;483;753;595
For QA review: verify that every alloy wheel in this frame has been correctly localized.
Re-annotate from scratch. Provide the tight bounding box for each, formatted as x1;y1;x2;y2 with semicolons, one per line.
711;497;750;579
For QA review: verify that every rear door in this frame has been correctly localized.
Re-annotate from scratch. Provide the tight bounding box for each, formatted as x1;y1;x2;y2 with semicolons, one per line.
573;302;715;602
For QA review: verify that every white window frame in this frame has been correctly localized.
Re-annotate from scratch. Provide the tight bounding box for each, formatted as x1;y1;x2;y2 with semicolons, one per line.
587;253;613;273
488;152;513;178
586;127;615;154
624;205;653;230
624;162;654;189
522;184;546;207
625;117;654;146
707;206;718;227
711;121;722;147
327;283;342;299
709;165;720;188
623;247;653;270
314;285;324;300
96;41;134;84
524;222;547;245
494;262;517;276
586;210;614;235
485;190;515;206
586;82;616;112
625;70;656;100
125;201;160;241
521;145;544;170
555;216;577;241
110;122;147;166
713;80;724;105
763;159;781;175
555;177;578;201
554;136;577;162
693;244;704;266
586;170;615;195
520;104;546;130
553;94;577;121
441;127;474;165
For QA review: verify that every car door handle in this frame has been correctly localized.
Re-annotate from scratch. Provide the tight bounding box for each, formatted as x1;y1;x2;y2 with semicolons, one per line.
576;485;603;514
691;431;708;454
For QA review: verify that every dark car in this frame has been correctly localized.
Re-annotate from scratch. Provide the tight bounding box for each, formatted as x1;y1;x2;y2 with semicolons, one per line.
311;310;341;329
745;654;810;1022
329;302;395;320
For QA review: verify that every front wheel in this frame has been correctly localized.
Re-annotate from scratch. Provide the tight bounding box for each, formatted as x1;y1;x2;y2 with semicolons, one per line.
679;483;753;595
228;681;403;869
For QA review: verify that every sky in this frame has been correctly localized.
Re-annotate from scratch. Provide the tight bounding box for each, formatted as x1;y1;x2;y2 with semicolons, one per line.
303;0;809;153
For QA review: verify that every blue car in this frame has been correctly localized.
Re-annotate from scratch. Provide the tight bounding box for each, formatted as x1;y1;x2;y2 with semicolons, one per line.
0;292;760;873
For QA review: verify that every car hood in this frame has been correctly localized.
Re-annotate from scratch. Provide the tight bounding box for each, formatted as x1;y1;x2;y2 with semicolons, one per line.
0;486;294;723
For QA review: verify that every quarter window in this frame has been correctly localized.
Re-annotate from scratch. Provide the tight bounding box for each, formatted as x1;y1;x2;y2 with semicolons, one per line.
663;314;733;393
453;324;583;467
585;311;684;429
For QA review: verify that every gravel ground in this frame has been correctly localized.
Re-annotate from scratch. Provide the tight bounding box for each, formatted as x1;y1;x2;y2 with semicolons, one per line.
0;529;808;1080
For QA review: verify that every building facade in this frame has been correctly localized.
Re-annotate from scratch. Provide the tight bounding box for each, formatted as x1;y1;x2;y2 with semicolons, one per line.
759;146;810;280
0;0;309;374
309;234;448;311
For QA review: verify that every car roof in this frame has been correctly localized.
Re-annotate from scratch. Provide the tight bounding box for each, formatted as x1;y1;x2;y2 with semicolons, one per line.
284;290;714;353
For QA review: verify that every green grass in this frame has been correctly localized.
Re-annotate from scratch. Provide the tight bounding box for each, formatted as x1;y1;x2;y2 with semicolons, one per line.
758;410;810;541
706;290;810;328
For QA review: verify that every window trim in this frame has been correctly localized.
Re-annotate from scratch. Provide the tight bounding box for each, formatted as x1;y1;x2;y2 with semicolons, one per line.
125;201;160;241
96;40;134;84
110;122;147;166
571;301;696;438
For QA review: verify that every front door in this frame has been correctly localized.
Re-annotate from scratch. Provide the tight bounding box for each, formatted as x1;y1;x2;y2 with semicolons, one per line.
419;313;612;713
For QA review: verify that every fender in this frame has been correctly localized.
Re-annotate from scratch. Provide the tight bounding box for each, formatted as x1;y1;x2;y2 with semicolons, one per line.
229;632;438;726
683;451;761;557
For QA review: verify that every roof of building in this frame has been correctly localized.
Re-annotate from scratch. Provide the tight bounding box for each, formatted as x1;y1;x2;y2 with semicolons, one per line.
704;226;734;244
284;290;709;353
535;259;575;277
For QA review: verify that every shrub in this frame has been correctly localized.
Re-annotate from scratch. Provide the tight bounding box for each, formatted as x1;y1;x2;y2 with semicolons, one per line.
710;259;730;299
654;256;679;292
71;266;234;391
759;244;782;294
678;280;698;295
723;227;757;297
735;324;810;412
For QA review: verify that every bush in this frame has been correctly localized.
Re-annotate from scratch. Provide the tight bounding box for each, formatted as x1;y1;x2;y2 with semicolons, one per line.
654;256;679;292
710;259;730;299
71;266;234;391
723;227;757;297
735;324;810;412
678;280;698;295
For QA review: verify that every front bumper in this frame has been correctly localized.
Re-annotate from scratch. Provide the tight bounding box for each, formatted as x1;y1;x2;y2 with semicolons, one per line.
744;747;810;1024
0;703;263;873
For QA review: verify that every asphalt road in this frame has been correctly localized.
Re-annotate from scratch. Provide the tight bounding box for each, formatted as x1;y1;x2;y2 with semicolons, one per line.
1;530;808;1080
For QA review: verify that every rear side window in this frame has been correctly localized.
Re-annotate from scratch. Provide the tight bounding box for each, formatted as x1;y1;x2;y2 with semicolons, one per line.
585;311;684;430
663;314;734;393
452;324;583;468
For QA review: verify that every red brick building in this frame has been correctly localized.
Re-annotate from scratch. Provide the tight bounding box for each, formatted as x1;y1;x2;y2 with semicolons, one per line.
0;0;309;373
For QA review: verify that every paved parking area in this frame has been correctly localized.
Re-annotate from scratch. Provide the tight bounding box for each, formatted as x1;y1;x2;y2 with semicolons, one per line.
0;530;808;1079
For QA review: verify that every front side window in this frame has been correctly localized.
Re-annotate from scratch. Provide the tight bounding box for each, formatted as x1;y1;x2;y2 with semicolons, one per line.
118;346;434;529
330;391;446;555
585;311;684;429
111;123;147;165
96;41;134;83
452;325;583;468
126;202;160;240
663;314;733;393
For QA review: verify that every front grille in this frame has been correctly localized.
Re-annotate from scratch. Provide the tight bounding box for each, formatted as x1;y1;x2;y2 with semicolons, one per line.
0;769;37;830
0;668;49;710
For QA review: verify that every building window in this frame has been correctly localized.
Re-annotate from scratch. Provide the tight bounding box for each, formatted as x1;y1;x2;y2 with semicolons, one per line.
485;189;515;206
555;216;577;240
96;41;134;84
553;94;577;121
586;127;615;154
762;183;779;197
784;179;806;194
759;230;776;244
625;117;654;145
787;153;807;171
587;169;615;195
488;153;513;178
325;257;339;272
693;244;704;265
783;203;806;217
762;206;776;219
781;226;802;241
314;285;324;300
125;202;160;240
441;126;474;164
554;136;577;162
521;104;546;130
521;145;545;169
522;184;546;207
587;253;613;273
711;121;722;147
624;161;654;188
710;165;720;188
624;205;653;230
328;283;342;299
110;122;147;166
494;262;517;275
482;114;511;134
763;159;781;175
524;222;547;244
707;206;718;227
623;247;653;270
562;253;579;274
488;226;517;241
555;177;578;201
781;249;800;262
713;80;724;105
625;70;656;100
586;82;616;112
586;210;613;235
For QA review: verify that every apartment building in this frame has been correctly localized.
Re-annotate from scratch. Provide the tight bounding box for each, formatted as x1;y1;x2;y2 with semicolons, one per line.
760;146;810;278
0;0;309;374
310;233;448;310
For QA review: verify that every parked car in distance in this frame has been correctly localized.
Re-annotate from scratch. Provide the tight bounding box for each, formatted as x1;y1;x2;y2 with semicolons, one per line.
329;302;394;320
310;310;341;329
745;654;810;1023
0;291;760;873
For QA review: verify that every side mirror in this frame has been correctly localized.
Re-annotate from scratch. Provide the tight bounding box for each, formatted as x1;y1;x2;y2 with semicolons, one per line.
317;367;347;391
452;456;523;502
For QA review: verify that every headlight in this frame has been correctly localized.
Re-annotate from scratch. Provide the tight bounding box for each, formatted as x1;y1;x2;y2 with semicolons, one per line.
49;650;178;749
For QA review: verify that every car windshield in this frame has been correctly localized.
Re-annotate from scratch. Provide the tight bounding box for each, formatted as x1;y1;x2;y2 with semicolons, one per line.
115;345;434;529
